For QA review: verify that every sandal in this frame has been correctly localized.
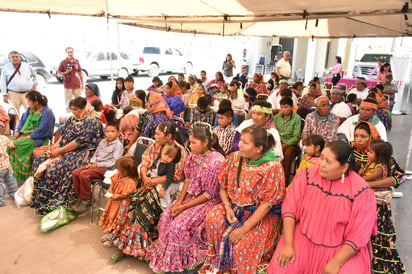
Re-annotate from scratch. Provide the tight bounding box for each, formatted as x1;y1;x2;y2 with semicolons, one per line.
103;240;113;248
110;251;124;263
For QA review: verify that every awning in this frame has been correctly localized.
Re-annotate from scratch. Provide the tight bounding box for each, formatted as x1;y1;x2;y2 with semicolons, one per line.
0;0;411;38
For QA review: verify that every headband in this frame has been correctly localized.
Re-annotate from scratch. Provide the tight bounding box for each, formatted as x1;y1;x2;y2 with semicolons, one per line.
252;105;272;114
360;101;377;110
315;96;329;105
279;79;288;84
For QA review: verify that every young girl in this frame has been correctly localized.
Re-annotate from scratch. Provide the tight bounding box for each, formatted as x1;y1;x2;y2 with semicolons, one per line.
98;156;138;235
360;139;392;183
148;142;182;208
111;78;125;108
297;134;325;172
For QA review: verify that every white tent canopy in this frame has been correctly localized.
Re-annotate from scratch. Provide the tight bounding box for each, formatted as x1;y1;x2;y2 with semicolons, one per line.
1;0;411;37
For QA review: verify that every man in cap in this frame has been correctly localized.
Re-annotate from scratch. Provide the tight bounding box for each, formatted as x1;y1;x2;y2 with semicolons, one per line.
338;98;387;142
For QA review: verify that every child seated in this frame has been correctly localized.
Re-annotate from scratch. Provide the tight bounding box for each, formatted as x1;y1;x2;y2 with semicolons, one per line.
189;95;214;129
213;107;236;155
297;134;325;173
360;140;391;183
99;156;138;234
148;142;182;208
0;121;18;207
72;122;123;213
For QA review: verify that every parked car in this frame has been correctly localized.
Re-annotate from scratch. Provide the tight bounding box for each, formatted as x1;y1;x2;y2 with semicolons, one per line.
352;53;392;79
51;51;133;82
0;51;51;89
133;46;193;77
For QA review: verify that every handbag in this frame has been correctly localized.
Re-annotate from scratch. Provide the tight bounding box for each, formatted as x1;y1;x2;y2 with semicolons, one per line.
39;206;76;232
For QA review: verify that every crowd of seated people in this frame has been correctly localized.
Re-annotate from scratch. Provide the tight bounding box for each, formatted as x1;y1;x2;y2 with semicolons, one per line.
1;58;406;274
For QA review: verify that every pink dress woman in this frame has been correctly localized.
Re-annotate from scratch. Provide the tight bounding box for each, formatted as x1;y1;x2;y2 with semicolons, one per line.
146;150;225;272
268;165;377;273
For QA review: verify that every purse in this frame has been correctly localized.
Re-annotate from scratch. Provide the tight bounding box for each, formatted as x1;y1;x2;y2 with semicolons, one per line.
39;206;76;232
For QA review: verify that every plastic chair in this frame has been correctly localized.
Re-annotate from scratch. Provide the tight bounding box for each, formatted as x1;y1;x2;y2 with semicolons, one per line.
323;82;333;90
336;83;348;91
193;121;213;133
256;94;269;100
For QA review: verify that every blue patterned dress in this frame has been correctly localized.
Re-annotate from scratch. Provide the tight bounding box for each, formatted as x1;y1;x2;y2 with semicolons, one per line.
30;116;103;215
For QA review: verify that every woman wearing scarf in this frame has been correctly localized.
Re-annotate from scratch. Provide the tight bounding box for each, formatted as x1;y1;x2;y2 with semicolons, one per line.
247;73;268;95
84;83;101;104
199;125;285;274
126;91;173;151
351;121;405;273
301;96;340;144
164;81;185;116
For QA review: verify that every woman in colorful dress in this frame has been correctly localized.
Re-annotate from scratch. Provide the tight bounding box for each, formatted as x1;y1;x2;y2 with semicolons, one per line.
107;121;188;262
246;72;268;95
30;97;103;215
268;141;377;273
351;121;405;273
146;126;225;273
125;91;172;151
199;125;285;274
9;91;55;183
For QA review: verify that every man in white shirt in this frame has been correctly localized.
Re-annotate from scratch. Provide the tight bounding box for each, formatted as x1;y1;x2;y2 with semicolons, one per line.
347;77;369;104
330;87;352;120
338;98;387;142
276;51;291;79
1;51;37;117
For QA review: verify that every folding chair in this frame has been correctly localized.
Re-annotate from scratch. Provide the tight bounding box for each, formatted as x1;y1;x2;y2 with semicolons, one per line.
134;137;155;165
90;177;112;224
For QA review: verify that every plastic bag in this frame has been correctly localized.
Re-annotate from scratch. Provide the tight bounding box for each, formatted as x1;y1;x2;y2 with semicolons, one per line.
14;176;34;208
39;206;76;232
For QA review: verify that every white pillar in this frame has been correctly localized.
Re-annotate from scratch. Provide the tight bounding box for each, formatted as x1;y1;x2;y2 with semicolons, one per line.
304;39;317;85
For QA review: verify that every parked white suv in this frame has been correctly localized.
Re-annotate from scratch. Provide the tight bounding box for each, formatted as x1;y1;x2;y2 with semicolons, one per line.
133;47;193;77
352;53;392;79
52;51;133;82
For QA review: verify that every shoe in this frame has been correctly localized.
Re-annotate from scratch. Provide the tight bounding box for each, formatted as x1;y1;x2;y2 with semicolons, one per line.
73;200;89;214
110;251;124;263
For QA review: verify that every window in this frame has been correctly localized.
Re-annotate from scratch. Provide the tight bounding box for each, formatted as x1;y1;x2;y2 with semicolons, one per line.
172;49;182;56
120;52;129;59
95;52;105;61
360;54;392;63
143;47;161;54
108;53;118;60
